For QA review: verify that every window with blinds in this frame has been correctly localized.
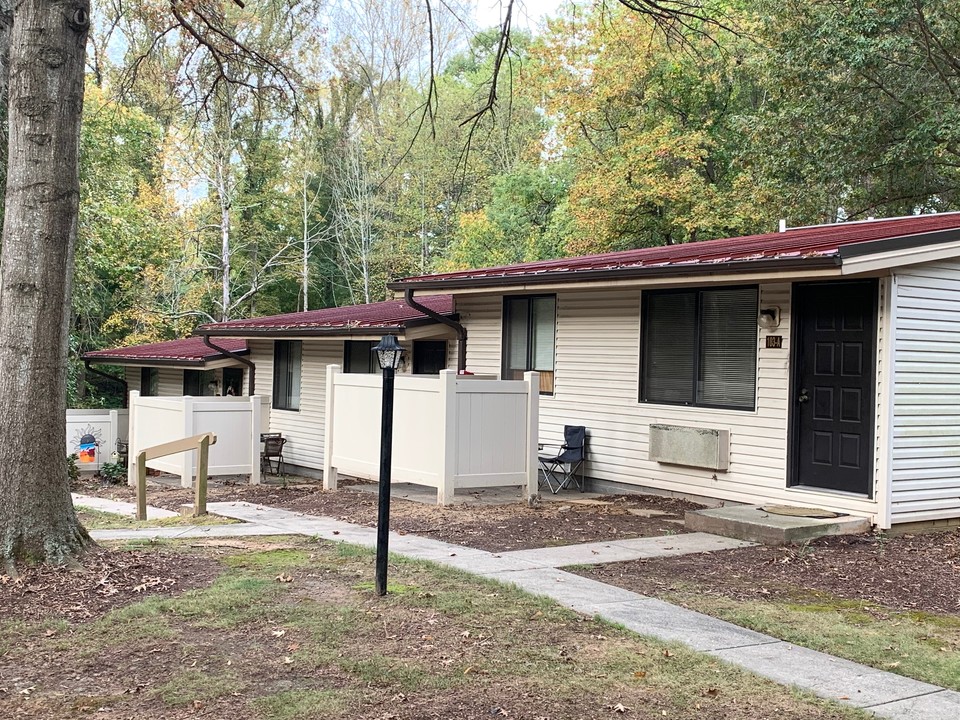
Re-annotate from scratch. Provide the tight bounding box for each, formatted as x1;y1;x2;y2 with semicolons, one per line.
272;340;302;410
641;286;758;410
503;295;556;394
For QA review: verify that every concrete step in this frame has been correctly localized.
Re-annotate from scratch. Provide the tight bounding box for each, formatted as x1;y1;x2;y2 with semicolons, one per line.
684;505;871;545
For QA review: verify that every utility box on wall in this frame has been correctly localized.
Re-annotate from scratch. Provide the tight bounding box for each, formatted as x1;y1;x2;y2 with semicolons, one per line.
649;424;730;471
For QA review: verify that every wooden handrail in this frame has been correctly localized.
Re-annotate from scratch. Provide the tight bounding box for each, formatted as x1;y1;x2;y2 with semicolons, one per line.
136;432;217;520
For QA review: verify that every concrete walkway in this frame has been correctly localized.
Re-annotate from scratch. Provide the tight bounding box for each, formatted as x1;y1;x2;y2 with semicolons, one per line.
81;497;959;719
73;493;180;520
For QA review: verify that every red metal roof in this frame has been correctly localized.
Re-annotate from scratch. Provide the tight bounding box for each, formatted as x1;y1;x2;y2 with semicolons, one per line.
84;337;248;364
392;214;960;288
197;294;454;335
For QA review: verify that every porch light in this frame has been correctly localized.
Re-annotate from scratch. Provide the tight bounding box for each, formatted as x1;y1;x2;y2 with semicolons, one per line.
373;334;404;370
757;307;781;330
372;334;404;596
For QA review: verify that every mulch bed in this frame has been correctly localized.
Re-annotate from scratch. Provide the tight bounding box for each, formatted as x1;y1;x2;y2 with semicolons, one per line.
74;476;700;553
0;546;220;622
576;530;960;616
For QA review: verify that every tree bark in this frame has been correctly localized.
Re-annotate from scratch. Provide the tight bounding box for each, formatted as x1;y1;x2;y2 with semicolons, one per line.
0;0;91;568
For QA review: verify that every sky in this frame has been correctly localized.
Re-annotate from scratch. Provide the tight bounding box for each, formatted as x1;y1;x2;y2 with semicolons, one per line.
473;0;569;32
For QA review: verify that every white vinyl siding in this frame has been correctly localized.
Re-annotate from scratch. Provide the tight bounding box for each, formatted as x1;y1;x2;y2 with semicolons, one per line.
124;367;183;397
458;284;880;517
890;260;960;524
251;339;341;472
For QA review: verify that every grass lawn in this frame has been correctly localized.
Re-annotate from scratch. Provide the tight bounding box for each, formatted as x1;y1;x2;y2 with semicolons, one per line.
0;536;872;720
655;582;960;692
76;506;240;529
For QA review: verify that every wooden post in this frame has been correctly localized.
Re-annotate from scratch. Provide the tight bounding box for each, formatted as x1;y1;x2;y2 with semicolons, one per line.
136;450;147;521
195;434;210;517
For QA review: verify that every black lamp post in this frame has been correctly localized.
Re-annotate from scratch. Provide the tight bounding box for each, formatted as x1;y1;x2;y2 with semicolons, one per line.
372;334;404;596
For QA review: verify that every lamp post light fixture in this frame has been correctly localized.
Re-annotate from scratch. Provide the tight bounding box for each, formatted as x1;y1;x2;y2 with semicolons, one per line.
372;334;404;596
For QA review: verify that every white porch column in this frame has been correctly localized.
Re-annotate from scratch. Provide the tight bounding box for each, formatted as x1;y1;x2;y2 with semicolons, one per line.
180;396;194;488
249;395;262;485
437;369;457;505
126;390;140;487
523;372;540;501
323;364;340;490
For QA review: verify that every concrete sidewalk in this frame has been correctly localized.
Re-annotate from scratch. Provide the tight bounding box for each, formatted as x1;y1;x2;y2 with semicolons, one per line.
80;496;960;718
200;501;959;720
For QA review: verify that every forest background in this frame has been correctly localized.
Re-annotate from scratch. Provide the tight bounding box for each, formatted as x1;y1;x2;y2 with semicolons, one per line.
62;0;960;405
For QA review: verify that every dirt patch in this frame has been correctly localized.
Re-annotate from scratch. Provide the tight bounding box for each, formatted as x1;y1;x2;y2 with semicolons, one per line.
75;476;701;552
0;538;868;720
0;546;221;622
576;529;960;616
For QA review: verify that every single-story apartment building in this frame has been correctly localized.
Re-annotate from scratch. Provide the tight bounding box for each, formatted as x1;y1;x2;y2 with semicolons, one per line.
91;213;960;528
383;212;960;529
83;337;251;401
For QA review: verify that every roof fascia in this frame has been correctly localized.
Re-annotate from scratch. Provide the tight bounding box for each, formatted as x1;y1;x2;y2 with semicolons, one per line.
391;261;844;297
387;256;841;292
83;356;208;368
197;325;406;338
840;234;960;275
195;314;456;340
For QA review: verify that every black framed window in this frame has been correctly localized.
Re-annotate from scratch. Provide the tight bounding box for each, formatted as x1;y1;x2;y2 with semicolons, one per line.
273;340;302;410
223;367;243;396
140;367;159;396
183;369;217;396
343;340;377;373
641;286;758;410
503;295;556;394
413;340;447;375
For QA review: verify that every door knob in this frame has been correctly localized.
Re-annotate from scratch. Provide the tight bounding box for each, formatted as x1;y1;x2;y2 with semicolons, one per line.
798;388;810;403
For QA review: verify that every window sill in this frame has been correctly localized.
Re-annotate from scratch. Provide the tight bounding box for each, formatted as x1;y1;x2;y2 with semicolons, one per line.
637;400;758;416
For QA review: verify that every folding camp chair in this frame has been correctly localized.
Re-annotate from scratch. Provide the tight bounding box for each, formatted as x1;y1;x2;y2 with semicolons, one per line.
538;425;587;494
260;434;286;476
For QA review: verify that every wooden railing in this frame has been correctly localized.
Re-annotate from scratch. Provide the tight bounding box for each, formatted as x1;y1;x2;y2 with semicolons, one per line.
135;432;217;520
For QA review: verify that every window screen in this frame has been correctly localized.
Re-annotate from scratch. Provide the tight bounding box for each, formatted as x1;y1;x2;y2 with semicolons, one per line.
343;340;376;373
503;295;556;394
273;340;302;410
641;287;757;410
183;369;216;396
413;340;447;375
140;367;159;396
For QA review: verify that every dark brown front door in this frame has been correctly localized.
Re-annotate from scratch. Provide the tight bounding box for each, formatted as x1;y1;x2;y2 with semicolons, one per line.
791;280;877;496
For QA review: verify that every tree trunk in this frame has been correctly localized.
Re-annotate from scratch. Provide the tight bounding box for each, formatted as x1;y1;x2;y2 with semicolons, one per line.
0;0;91;568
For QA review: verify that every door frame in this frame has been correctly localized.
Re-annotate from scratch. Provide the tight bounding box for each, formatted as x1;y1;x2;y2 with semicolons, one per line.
787;279;879;497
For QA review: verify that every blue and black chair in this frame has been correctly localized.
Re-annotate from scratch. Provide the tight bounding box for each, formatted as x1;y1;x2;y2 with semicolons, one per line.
538;425;587;494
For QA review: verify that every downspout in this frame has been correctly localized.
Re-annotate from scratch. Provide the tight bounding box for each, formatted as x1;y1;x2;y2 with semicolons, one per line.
403;288;467;373
201;335;256;396
84;361;129;408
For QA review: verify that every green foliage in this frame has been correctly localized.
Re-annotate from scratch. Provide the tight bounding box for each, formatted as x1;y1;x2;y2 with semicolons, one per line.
98;462;126;485
69;1;960;383
66;454;80;486
750;0;960;220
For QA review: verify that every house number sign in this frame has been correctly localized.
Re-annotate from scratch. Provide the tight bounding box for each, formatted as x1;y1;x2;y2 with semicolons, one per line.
765;335;783;349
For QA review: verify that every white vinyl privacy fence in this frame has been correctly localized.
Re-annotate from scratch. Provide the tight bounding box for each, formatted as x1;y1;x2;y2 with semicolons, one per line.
66;408;129;472
127;392;269;487
323;368;539;504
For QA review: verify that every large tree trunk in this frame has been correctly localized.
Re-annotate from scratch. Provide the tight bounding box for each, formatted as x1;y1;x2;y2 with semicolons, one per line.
0;0;91;567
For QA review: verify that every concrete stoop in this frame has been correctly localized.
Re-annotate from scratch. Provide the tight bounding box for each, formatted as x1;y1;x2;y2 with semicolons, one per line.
684;505;872;545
